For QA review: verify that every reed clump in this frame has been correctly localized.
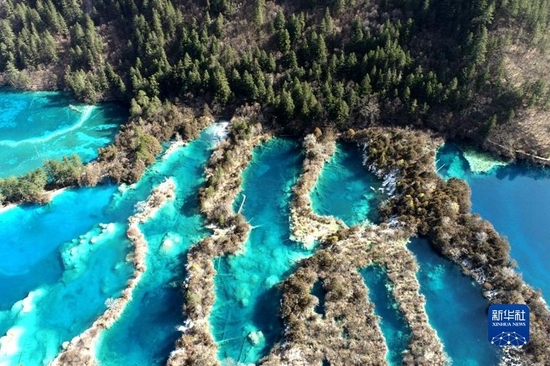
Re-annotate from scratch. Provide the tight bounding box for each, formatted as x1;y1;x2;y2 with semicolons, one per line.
263;249;388;366
265;222;447;365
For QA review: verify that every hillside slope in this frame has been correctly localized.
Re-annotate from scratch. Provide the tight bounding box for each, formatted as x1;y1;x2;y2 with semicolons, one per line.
0;0;549;159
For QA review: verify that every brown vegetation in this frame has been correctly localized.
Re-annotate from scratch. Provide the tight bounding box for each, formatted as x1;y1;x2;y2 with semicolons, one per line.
264;224;447;365
289;129;346;249
199;113;270;226
351;127;550;365
168;114;268;365
99;103;212;184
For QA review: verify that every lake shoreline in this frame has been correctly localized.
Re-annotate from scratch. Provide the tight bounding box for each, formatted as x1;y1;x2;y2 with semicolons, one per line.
52;178;176;366
352;127;550;365
288;130;346;250
168;115;268;365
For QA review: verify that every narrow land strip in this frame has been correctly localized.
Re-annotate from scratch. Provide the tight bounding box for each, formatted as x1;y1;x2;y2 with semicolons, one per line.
168;117;269;365
52;178;176;366
289;130;346;249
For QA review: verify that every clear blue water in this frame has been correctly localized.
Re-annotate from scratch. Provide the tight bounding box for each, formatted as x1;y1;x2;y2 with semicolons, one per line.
0;123;221;365
0;186;134;365
96;129;216;366
310;143;383;225
0;88;126;178
210;139;309;365
360;266;411;365
0;186;118;308
409;237;500;365
437;144;550;303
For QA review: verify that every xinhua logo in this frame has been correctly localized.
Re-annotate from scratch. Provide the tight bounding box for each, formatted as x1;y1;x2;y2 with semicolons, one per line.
488;304;529;346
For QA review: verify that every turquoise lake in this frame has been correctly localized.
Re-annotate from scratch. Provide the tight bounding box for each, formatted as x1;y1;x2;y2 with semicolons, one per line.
0;88;126;178
210;138;309;365
436;144;550;304
360;266;411;365
96;127;216;366
1;89;541;366
310;143;383;226
409;238;500;365
0;185;134;365
0;125;220;365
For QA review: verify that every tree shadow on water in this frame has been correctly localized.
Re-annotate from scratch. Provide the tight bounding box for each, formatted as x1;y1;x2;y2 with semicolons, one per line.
249;286;284;361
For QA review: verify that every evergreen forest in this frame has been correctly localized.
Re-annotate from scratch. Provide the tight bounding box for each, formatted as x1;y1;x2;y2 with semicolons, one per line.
0;0;550;196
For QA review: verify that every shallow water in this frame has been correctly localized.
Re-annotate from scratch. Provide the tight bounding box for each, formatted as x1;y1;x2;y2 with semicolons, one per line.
96;128;216;366
0;88;126;177
437;144;550;303
409;238;500;365
0;186;134;366
360;266;411;365
210;138;309;365
0;125;221;366
310;143;407;361
0;186;119;309
310;143;383;225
